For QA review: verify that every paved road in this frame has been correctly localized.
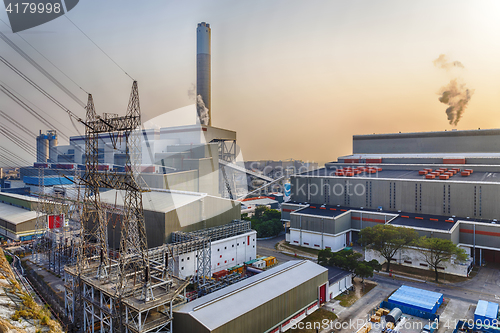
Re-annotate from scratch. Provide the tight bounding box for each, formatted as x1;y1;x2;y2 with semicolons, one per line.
370;272;500;305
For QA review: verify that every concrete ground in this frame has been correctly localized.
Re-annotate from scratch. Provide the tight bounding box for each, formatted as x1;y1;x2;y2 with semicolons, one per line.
437;298;475;333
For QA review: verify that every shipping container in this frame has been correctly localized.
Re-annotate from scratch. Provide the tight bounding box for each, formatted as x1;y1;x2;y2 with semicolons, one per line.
33;162;48;168
461;171;470;176
344;159;359;163
252;260;266;269
426;174;436;179
228;265;244;274
264;256;277;267
418;170;428;175
366;158;382;163
464;169;474;174
439;175;449;180
52;163;75;170
212;269;229;280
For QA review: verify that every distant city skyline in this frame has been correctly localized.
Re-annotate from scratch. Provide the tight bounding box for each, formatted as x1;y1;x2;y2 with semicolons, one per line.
1;0;500;166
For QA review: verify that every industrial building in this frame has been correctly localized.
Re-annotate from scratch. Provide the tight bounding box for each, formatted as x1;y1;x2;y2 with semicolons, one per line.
99;189;241;248
326;266;353;299
173;260;328;333
282;129;500;271
0;192;42;240
388;285;443;314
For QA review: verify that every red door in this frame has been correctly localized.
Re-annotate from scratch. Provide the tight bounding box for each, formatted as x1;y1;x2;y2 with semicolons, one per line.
319;284;326;303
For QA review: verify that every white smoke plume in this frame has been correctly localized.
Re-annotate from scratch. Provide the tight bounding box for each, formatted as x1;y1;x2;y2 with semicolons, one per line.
438;79;474;126
433;54;464;70
196;94;210;125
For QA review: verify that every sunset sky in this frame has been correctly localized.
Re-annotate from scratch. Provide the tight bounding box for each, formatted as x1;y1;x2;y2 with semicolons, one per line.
1;0;500;165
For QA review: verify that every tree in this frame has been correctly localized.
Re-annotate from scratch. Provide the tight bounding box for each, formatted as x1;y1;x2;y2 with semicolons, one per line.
318;248;333;266
355;263;373;285
243;207;283;238
359;224;419;272
416;237;468;282
329;249;362;273
317;248;379;287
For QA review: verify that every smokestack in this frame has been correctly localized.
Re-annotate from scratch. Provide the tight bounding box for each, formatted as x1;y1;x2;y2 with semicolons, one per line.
197;22;211;126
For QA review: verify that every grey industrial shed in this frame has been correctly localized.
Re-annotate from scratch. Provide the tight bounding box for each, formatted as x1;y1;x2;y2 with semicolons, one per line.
173;260;328;333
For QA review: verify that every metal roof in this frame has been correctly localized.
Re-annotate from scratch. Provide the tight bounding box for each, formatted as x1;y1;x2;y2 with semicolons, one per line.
475;300;499;320
389;215;456;231
0;202;38;225
301;168;500;184
0;192;40;203
174;260;327;331
292;206;347;218
243;198;278;206
99;189;207;213
327;266;351;284
339;152;500;159
388;285;443;314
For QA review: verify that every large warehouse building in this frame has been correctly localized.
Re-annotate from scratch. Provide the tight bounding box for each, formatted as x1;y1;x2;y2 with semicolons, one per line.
99;189;241;248
0;192;39;241
173;260;328;333
283;129;500;268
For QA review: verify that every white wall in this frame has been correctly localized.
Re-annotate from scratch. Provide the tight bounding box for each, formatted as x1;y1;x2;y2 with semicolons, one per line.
175;230;257;279
365;247;473;277
289;228;347;252
328;274;353;300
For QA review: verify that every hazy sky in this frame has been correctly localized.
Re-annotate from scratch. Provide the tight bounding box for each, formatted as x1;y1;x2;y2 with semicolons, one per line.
2;0;500;166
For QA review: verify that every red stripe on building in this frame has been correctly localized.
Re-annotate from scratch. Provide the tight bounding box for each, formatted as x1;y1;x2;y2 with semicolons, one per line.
460;229;500;237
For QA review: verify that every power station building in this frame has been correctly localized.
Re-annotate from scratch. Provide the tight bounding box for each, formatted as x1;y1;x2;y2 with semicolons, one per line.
99;189;241;248
283;129;500;270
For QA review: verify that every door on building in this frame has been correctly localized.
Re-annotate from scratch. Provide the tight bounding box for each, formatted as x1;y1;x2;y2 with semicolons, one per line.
346;232;350;246
319;284;327;303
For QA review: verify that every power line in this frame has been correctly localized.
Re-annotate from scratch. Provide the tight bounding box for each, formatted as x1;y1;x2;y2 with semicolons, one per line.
65;15;134;81
0;30;86;107
0;123;36;157
0;83;70;141
0;146;30;165
0;18;89;95
0;108;36;138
